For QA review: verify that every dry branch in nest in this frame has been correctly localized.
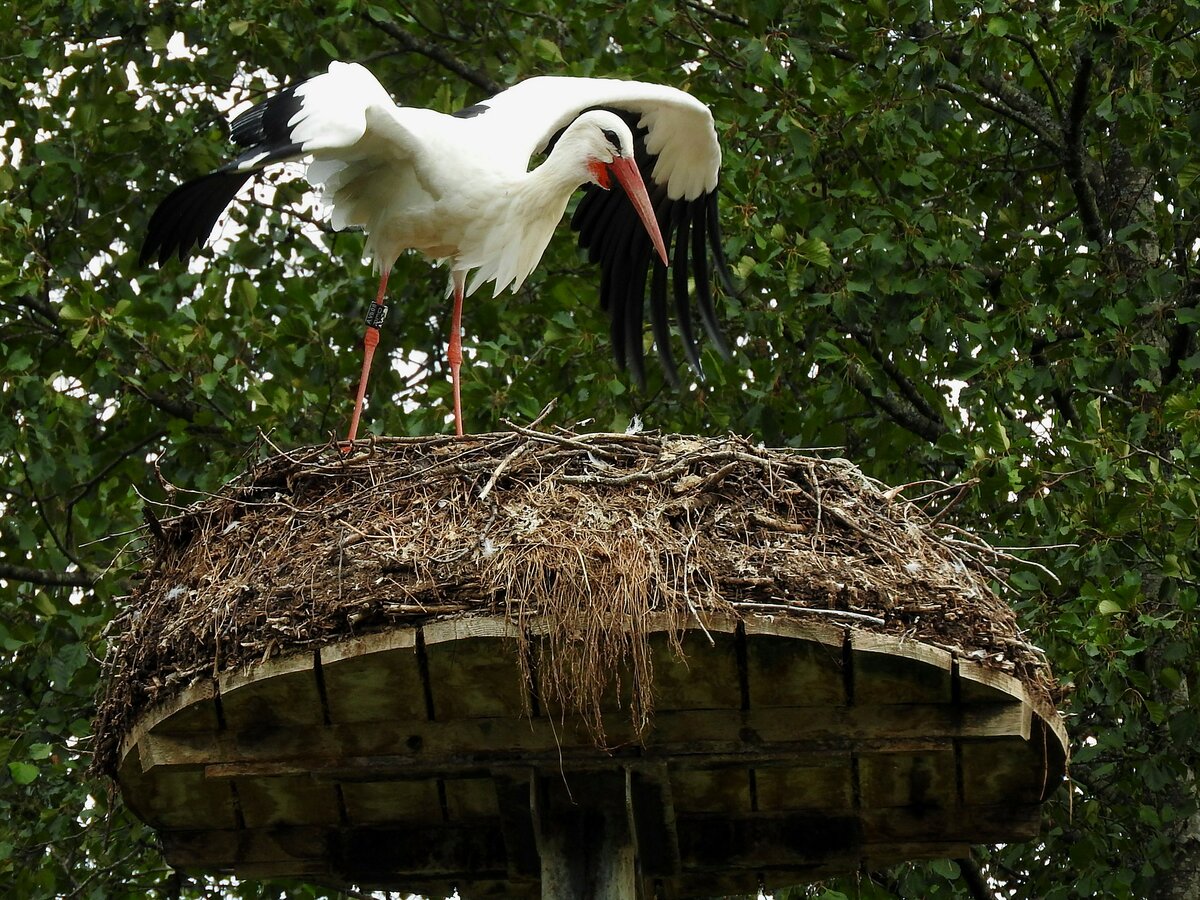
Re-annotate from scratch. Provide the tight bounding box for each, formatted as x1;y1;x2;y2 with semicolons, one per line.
92;430;1057;778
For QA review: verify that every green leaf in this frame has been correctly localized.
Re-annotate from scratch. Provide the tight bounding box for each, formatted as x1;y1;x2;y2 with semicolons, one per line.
33;593;56;617
795;237;832;268
930;858;961;879
1180;159;1200;191
6;348;32;371
1099;599;1124;615
146;25;169;51
228;20;251;37
7;762;38;785
533;38;563;63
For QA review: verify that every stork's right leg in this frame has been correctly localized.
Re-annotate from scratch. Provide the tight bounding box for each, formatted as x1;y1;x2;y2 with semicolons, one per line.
341;267;390;450
448;269;466;437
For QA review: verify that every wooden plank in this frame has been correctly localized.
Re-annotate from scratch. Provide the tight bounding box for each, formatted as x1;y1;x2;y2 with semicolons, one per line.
423;617;522;645
493;770;540;878
423;621;527;719
219;650;324;729
746;632;845;708
444;776;500;819
157;809;1038;892
669;768;751;813
683;611;741;637
319;629;427;724
136;703;1032;779
630;765;681;877
742;613;845;648
118;743;237;830
160;824;328;867
119;679;219;767
858;750;957;809
340;779;442;824
330;822;511;880
958;657;1030;704
649;629;741;711
960;735;1057;805
676;811;861;868
859;802;1044;843
234;774;342;827
755;759;854;810
851;632;952;705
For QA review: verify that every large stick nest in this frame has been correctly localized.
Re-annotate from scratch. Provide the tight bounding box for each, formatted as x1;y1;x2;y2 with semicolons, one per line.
93;430;1057;778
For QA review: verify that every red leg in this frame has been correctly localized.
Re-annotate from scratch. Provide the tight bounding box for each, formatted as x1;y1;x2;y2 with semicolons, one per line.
448;270;465;437
341;268;390;451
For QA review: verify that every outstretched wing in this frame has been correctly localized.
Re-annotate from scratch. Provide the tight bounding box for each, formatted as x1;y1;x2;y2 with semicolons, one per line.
139;62;414;267
459;76;734;385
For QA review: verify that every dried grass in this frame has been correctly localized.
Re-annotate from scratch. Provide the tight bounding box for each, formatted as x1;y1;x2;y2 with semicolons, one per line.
92;430;1057;778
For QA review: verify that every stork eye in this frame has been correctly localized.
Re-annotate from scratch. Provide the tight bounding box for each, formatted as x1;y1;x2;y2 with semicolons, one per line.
600;128;621;151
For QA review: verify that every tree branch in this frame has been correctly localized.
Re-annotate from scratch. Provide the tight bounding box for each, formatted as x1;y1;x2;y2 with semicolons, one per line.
1005;33;1065;120
847;325;944;425
1163;222;1198;385
1062;43;1106;246
791;34;862;64
0;561;97;588
683;0;747;28
936;78;1061;147
66;431;164;511
844;356;948;444
956;855;998;900
1030;341;1082;429
937;39;1065;148
362;13;502;96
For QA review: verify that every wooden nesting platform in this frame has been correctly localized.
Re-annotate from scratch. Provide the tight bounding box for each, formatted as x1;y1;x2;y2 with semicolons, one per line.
118;613;1067;898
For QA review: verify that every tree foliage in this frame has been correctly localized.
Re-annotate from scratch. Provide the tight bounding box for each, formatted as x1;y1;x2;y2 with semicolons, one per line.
3;0;1200;897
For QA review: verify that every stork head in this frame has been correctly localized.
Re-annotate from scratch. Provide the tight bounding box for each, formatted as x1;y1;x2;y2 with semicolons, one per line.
567;110;669;265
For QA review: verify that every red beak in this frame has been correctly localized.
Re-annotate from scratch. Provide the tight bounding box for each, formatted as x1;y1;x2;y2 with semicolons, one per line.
608;156;669;266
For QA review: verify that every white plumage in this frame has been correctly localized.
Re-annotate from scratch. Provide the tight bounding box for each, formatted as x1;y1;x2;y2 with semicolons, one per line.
141;60;733;443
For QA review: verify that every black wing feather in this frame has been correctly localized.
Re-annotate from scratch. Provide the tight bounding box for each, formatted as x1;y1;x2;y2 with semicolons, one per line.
567;108;735;387
141;81;309;267
670;204;704;376
706;191;738;299
623;216;651;389
648;244;680;388
139;171;252;266
691;201;729;358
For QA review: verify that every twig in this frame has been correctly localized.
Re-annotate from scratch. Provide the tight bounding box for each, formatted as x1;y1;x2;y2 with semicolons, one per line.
735;602;886;626
478;440;529;501
0;562;96;589
361;13;501;95
942;535;1062;585
1007;33;1064;117
501;424;620;462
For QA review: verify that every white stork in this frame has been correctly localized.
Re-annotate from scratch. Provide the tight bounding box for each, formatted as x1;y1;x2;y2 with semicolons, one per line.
140;61;733;442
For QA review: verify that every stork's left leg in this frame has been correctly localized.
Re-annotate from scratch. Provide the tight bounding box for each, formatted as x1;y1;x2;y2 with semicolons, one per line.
341;267;390;450
448;269;466;437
